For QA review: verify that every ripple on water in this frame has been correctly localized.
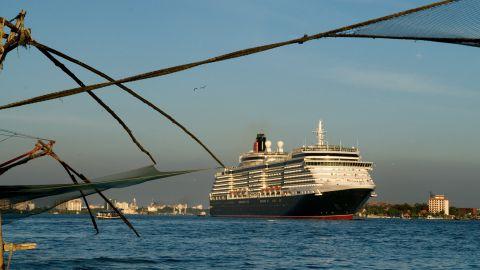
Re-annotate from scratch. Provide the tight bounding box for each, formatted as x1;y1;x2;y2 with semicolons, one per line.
3;216;480;270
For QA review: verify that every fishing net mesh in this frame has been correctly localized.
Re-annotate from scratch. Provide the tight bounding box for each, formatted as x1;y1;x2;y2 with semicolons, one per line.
0;166;196;224
332;0;480;47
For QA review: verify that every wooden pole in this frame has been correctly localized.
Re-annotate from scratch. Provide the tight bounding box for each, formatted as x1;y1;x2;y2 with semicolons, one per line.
32;42;226;168
0;0;459;109
36;48;156;165
0;213;4;270
0;213;36;270
37;141;140;237
0;17;5;68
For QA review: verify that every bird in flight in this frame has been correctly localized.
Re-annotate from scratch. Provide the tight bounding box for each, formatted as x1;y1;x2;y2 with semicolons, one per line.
193;85;207;92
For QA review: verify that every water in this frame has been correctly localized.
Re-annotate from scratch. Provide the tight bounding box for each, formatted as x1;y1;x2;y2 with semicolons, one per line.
3;215;480;269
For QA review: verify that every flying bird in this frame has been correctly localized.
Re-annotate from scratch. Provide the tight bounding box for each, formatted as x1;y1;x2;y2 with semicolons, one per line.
193;85;207;92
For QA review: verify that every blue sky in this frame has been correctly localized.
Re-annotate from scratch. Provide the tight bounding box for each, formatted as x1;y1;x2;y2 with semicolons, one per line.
1;1;479;207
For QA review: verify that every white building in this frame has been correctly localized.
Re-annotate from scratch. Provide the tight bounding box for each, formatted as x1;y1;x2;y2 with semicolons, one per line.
130;198;138;210
428;194;449;215
56;199;82;212
88;204;104;209
173;203;188;215
147;205;158;213
115;201;130;211
115;198;138;214
13;201;35;211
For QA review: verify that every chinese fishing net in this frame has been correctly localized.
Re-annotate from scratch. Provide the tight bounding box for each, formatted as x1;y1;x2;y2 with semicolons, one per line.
0;166;198;224
1;0;479;110
327;0;480;47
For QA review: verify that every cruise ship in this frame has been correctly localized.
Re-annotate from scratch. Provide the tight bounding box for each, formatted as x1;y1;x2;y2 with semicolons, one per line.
209;121;376;219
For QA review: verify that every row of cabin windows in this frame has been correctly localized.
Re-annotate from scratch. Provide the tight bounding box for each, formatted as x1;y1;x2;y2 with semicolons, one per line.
305;162;371;167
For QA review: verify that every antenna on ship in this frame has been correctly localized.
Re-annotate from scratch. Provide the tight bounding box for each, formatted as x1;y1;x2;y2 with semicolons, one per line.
313;120;326;146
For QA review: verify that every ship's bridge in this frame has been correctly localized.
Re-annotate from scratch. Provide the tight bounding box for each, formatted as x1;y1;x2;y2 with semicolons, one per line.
293;144;358;153
291;145;360;160
290;121;362;161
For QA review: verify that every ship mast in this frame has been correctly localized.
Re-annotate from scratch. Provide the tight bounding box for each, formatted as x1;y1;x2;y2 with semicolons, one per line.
313;120;326;146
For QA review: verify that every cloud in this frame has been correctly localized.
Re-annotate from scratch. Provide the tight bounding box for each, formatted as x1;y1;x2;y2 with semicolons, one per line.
328;66;476;97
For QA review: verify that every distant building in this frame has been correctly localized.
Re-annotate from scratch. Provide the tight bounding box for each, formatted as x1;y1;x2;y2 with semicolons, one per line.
115;201;130;211
428;194;449;215
173;203;188;215
88;204;104;210
104;200;115;210
130;198;138;210
147;204;158;213
0;199;11;210
13;201;35;211
115;198;138;214
56;199;82;212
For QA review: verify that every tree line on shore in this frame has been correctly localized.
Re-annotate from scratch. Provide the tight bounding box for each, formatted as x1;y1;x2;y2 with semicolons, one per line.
364;202;478;219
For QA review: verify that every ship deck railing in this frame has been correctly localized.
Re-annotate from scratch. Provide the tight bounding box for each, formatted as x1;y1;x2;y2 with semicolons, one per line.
292;145;358;153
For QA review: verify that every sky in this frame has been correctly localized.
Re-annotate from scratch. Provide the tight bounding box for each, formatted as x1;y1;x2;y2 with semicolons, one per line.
1;1;479;207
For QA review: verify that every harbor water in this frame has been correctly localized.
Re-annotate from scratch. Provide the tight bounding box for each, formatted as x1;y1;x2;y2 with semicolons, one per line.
3;215;480;269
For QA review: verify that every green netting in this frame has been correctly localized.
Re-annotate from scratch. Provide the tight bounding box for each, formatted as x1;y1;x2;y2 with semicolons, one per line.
0;166;198;224
331;0;480;47
1;0;479;111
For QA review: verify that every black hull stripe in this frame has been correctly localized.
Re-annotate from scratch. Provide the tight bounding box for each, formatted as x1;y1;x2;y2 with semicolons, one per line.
213;214;354;220
210;188;372;217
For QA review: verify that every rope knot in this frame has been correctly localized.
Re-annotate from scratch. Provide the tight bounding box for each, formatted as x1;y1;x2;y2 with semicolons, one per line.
18;28;32;47
298;34;308;44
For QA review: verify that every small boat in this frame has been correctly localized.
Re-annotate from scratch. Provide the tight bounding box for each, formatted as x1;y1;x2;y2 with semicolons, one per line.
96;210;121;219
197;211;207;217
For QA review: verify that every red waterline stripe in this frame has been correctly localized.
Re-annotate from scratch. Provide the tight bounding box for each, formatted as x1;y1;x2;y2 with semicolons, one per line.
213;214;353;220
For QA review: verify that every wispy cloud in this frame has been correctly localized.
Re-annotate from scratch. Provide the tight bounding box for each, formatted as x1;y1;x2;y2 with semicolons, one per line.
328;66;476;97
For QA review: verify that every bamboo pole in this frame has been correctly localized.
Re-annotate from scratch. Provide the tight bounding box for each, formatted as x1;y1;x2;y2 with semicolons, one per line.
32;42;226;168
0;17;7;68
0;10;26;67
3;243;36;252
37;141;140;237
58;161;99;234
0;213;3;270
4;11;157;165
5;245;11;270
0;18;4;62
0;0;458;109
36;47;157;165
63;162;141;237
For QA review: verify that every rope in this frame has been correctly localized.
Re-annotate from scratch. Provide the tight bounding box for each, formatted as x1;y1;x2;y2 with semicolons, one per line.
0;135;14;143
38;141;140;237
0;141;53;178
36;47;157;165
33;42;226;168
58;157;99;234
0;128;53;141
1;0;472;110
